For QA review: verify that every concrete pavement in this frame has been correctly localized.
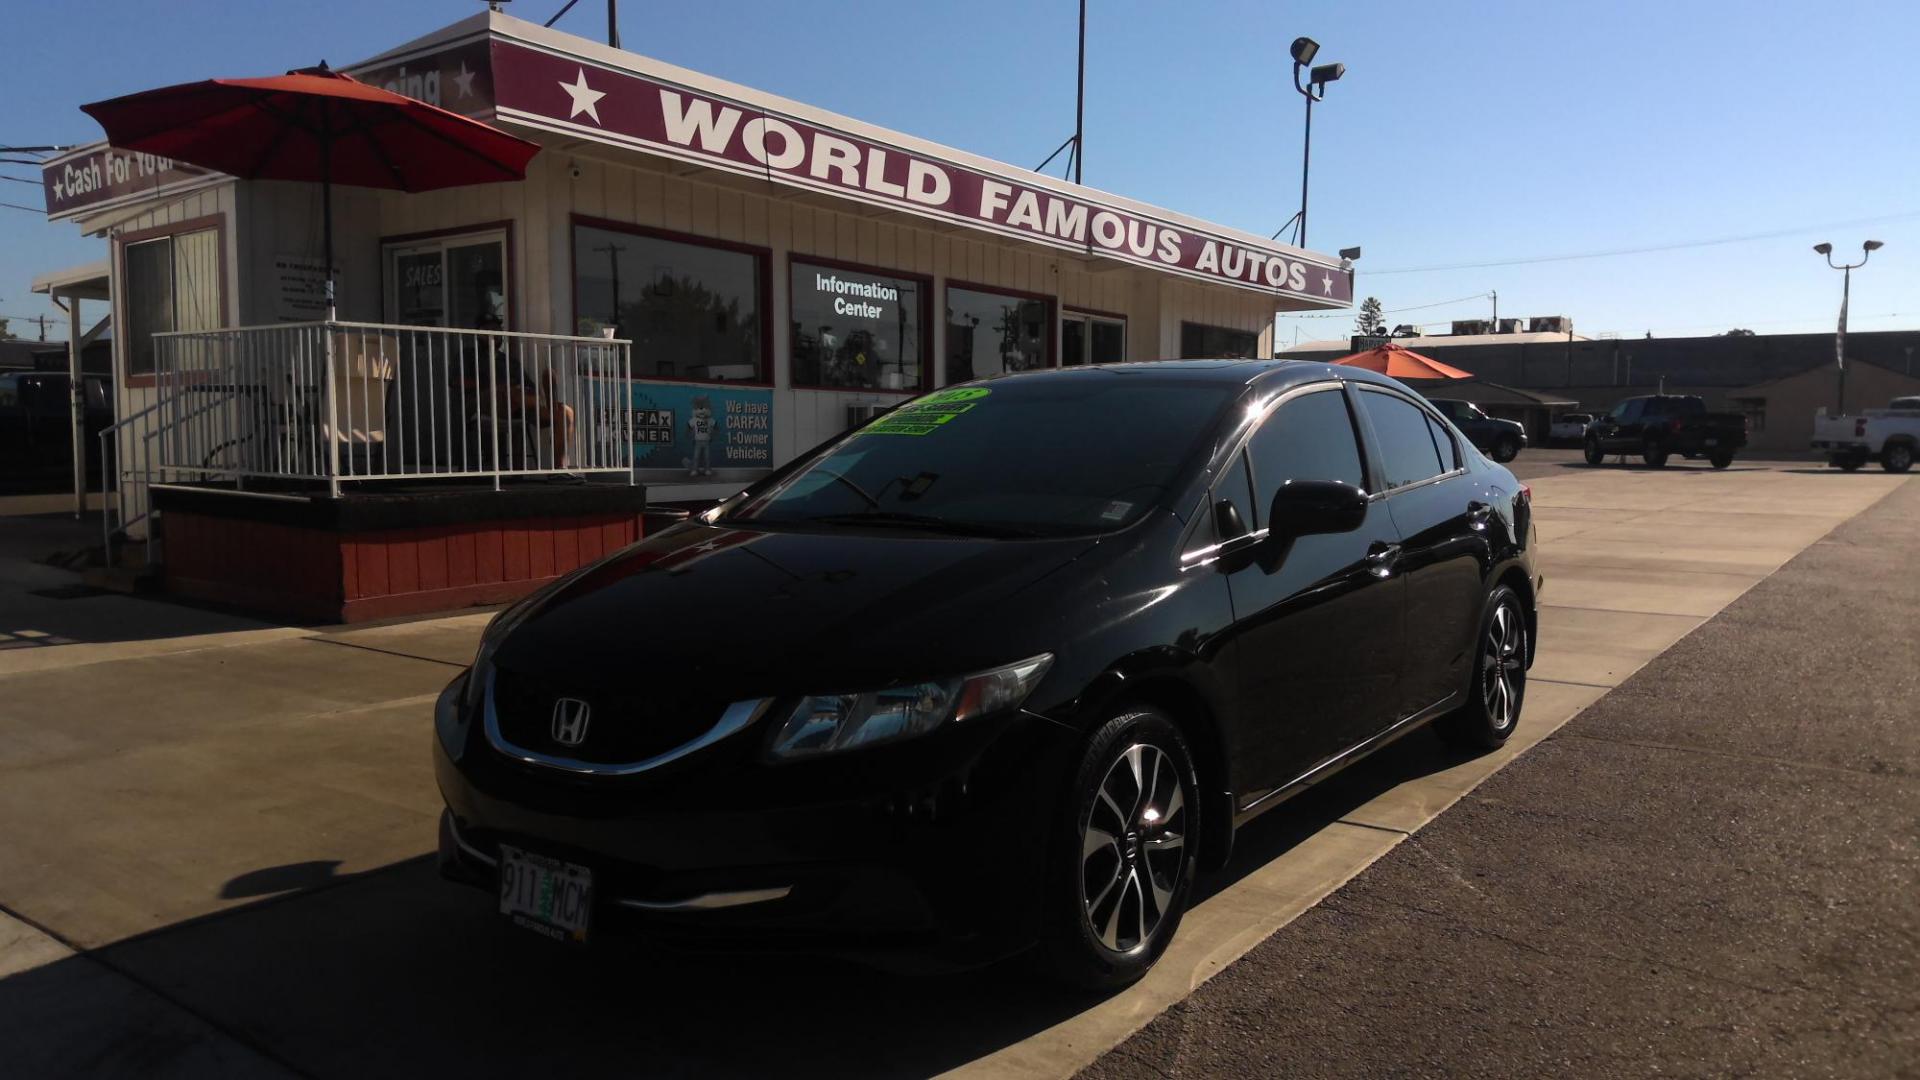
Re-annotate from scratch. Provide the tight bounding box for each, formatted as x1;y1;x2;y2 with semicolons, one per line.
1081;460;1920;1080
0;461;1908;1077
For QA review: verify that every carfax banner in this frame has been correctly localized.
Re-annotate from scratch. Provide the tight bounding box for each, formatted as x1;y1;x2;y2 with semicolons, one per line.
588;379;774;484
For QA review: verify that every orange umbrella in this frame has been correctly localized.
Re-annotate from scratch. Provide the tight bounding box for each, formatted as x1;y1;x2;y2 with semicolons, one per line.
1327;342;1473;380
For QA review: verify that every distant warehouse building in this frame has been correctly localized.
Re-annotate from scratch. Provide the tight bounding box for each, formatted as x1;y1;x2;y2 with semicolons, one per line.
1279;322;1920;451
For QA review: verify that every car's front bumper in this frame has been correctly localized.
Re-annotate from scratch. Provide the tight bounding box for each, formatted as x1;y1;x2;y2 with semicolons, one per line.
434;690;1081;964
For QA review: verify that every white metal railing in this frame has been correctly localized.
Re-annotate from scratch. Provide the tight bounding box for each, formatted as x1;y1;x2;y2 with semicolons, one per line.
97;321;635;567
149;321;634;494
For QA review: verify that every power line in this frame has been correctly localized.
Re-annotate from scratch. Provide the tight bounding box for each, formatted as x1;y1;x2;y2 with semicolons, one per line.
1283;291;1491;319
1367;210;1920;274
1;200;47;214
0;174;41;186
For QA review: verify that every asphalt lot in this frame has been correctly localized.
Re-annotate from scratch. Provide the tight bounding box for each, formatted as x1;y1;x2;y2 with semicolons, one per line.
0;460;1909;1078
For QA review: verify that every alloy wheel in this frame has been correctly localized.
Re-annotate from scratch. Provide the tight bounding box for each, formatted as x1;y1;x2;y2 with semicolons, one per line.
1483;600;1526;731
1080;742;1187;955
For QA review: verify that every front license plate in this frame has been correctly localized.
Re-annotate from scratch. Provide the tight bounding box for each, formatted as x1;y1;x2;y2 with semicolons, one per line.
498;845;593;943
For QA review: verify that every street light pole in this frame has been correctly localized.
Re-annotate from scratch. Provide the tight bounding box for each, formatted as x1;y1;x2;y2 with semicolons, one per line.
1273;38;1343;248
1813;240;1883;415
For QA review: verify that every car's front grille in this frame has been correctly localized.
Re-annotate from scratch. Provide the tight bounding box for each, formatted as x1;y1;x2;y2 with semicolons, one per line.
489;665;728;767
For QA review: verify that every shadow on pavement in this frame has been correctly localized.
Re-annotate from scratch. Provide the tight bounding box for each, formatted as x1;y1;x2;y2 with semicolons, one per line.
0;726;1480;1078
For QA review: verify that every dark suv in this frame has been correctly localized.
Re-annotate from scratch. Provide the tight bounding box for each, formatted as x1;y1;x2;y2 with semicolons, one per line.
433;360;1540;989
1427;398;1527;462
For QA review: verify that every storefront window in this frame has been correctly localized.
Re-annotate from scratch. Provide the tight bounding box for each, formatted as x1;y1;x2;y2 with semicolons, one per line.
790;260;925;392
946;286;1052;383
574;222;766;382
1180;321;1259;360
123;226;220;377
1064;312;1126;366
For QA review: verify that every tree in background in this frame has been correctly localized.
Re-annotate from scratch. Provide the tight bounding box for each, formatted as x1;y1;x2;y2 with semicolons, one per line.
0;318;13;341
1721;328;1756;336
1355;296;1386;336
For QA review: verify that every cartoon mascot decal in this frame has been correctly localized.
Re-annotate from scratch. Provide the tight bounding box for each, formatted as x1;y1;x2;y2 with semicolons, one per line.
684;394;716;478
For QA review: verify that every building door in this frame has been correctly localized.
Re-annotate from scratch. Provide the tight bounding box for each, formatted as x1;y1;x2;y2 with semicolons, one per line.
1063;312;1126;366
384;231;508;329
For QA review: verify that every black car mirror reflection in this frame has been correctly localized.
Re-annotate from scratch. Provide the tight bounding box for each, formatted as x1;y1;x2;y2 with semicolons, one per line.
1213;499;1249;541
1268;480;1368;539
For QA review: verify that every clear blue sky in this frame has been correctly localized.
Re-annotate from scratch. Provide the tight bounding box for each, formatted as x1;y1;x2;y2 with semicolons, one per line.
3;0;1915;346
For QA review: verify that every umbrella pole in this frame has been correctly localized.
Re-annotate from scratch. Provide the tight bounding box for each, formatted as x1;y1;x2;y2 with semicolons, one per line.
321;112;335;323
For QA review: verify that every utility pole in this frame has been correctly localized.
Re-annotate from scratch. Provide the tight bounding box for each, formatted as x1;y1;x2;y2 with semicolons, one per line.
607;0;620;48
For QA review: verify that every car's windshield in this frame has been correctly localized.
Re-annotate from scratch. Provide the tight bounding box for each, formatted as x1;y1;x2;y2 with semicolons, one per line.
722;374;1239;536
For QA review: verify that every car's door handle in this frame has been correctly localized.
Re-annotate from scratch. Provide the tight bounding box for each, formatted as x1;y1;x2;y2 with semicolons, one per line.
1365;542;1401;578
1467;501;1492;530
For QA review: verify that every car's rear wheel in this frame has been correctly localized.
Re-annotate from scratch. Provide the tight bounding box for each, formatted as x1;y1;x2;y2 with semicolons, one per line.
1436;585;1527;751
1709;452;1734;469
1641;440;1670;467
1490;435;1520;463
1883;442;1914;474
1583;438;1605;466
1041;708;1198;990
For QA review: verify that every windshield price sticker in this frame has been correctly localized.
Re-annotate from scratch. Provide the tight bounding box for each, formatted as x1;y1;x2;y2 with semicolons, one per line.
860;387;990;436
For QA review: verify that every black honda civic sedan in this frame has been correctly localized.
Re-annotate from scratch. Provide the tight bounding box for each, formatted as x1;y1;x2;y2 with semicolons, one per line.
434;360;1539;989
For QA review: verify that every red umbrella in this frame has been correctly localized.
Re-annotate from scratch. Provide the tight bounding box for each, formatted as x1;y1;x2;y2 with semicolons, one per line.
82;65;540;318
1327;341;1473;380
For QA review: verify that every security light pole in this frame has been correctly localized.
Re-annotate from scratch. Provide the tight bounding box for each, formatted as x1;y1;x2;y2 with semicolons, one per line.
1813;240;1883;415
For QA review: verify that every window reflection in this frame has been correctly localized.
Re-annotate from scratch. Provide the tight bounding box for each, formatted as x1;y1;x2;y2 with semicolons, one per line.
946;286;1052;382
574;223;765;382
790;261;925;391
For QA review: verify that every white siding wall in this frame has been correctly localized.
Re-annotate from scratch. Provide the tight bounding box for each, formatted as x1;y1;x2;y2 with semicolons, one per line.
81;183;239;537
217;153;1280;497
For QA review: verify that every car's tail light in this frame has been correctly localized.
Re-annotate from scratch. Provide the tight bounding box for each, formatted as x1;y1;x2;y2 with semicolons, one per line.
1670;418;1683;433
1857;418;1869;437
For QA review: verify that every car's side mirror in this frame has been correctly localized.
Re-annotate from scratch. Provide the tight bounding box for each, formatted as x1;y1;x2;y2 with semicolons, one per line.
1269;480;1368;538
1213;499;1249;541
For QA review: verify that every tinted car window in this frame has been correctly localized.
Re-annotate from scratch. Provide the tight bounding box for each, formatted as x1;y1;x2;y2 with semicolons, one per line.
1247;388;1366;524
1612;398;1643;422
1213;448;1255;537
1425;412;1460;470
1359;389;1447;489
730;376;1238;535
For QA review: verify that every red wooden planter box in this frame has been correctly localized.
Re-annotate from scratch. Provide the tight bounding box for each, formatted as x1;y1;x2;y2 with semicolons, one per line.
153;484;652;624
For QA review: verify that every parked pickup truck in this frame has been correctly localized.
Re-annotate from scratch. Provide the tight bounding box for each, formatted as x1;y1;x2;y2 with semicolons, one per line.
1583;394;1748;469
0;371;113;485
1810;396;1920;473
1549;412;1593;443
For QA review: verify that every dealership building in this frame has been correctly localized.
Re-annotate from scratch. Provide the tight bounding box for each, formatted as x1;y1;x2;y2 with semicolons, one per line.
36;9;1353;620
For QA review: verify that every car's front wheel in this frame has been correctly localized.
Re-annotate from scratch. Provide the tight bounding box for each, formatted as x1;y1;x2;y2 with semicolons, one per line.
1041;707;1199;990
1490;435;1520;463
1436;584;1528;751
1584;438;1605;466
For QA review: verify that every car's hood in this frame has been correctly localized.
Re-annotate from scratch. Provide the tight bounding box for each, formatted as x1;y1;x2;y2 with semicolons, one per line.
491;521;1102;696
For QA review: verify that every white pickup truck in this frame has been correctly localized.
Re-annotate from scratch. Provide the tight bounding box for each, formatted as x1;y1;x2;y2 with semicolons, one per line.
1811;396;1920;473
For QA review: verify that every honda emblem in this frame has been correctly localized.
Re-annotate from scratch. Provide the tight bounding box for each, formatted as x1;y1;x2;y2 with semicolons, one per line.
550;698;592;747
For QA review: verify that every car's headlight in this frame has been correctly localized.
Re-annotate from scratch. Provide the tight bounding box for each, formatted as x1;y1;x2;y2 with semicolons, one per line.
765;654;1054;760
